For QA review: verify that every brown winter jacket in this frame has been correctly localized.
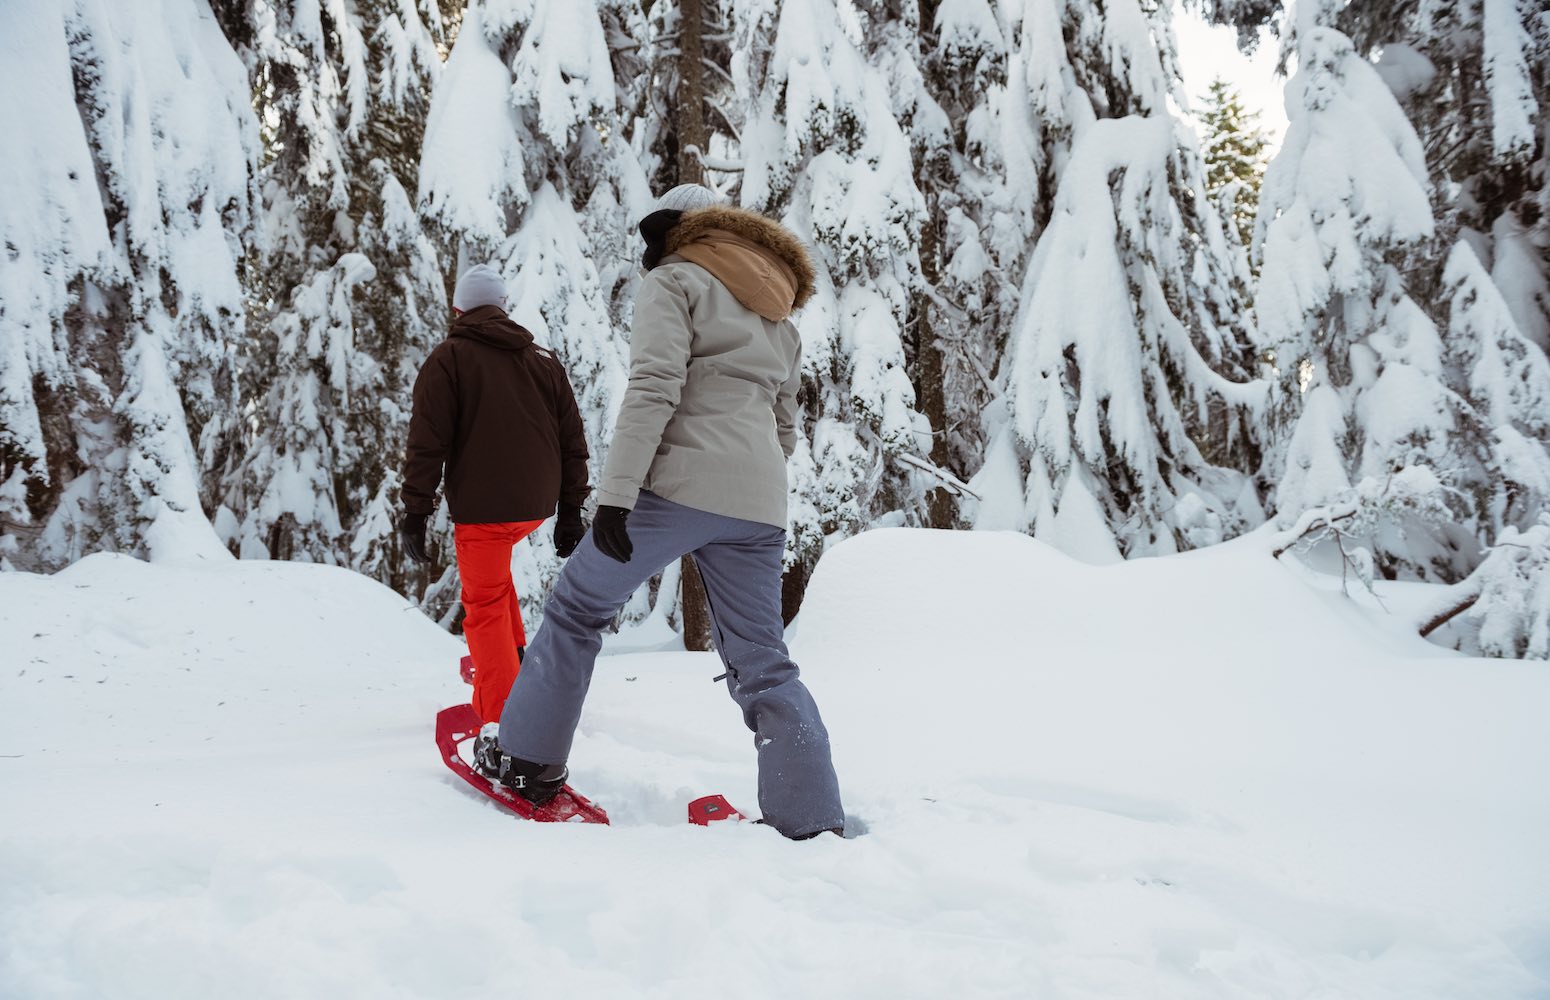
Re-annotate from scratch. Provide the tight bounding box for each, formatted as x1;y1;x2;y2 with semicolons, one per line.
401;305;589;524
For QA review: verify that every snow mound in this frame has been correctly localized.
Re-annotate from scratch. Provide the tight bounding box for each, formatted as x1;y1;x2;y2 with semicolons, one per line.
2;534;1547;998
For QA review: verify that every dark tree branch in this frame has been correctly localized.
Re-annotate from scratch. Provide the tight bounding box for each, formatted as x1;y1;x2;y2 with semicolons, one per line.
1419;590;1481;638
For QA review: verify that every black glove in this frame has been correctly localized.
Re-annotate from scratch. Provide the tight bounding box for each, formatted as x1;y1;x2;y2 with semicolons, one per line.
400;511;430;564
592;505;633;564
554;503;587;559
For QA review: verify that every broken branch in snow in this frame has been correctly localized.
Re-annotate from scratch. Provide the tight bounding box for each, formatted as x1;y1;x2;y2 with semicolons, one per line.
1418;585;1482;638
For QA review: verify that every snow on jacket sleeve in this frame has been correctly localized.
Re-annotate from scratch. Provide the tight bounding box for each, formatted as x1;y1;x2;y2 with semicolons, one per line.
597;268;693;510
776;323;802;460
401;343;457;516
551;361;591;509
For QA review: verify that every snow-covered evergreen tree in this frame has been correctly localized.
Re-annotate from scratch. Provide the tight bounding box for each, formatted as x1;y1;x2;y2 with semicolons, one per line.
1198;76;1271;249
1199;0;1550;356
910;0;1031;510
1253;11;1443;537
993;118;1267;559
966;0;1265;561
1468;514;1550;660
0;2;117;570
216;0;447;599
419;0;646;628
1206;0;1550;653
731;0;937;596
1354;0;1549;357
1;0;258;571
1443;241;1550;545
1419;508;1550;660
1251;2;1549;586
846;0;1012;531
1463;0;1547;358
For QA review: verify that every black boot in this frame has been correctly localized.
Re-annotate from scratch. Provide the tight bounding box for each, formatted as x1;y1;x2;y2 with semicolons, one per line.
473;729;568;806
754;818;845;840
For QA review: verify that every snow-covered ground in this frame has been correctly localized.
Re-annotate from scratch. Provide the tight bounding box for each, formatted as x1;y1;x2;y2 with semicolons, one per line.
2;530;1547;999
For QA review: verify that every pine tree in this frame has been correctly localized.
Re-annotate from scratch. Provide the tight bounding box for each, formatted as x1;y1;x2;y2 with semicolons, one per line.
730;0;937;609
1253;11;1460;573
1351;0;1549;357
1468;514;1550;660
639;0;741;196
908;0;1040;520
964;0;1265;560
215;0;448;600
1199;0;1550;356
0;1;118;570
1251;2;1550;586
1205;0;1550;654
1197;76;1271;250
1443;242;1550;545
1;0;258;571
849;0;1006;533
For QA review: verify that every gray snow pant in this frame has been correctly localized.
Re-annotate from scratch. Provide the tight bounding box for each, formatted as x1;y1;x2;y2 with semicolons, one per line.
498;491;845;838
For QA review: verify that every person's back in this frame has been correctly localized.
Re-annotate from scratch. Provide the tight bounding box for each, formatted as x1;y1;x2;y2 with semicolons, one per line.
405;305;587;526
597;204;814;528
400;265;589;726
487;187;847;840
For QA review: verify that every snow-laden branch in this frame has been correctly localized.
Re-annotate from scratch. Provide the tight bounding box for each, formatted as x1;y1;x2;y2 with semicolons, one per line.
683;145;743;173
1417;580;1482;639
894;453;982;500
700;57;735;88
1415;516;1550;657
707;101;742;144
1268;468;1458;601
1269;500;1362;560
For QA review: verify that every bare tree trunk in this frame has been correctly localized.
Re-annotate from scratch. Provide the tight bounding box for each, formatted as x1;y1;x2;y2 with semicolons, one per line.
680;553;715;651
674;0;707;186
781;561;808;626
915;198;956;528
674;0;715;650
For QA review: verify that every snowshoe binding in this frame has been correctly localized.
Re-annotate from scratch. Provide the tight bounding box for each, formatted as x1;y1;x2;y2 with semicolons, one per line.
471;724;569;806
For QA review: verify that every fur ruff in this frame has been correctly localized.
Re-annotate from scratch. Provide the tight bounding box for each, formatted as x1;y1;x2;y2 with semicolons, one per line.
665;206;817;309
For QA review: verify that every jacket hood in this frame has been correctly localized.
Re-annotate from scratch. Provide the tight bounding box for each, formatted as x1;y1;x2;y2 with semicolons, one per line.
450;304;535;351
663;206;817;321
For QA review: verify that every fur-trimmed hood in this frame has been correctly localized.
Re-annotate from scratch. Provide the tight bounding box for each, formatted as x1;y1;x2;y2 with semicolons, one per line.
649;205;817;321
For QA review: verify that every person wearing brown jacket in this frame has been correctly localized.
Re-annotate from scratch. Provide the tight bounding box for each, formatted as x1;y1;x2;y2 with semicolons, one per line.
401;264;590;726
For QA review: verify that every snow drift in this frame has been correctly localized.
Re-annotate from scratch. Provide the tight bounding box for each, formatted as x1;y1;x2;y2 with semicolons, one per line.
1;529;1546;998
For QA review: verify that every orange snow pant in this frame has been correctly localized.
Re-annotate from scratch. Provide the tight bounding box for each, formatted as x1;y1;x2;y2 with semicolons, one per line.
454;519;546;724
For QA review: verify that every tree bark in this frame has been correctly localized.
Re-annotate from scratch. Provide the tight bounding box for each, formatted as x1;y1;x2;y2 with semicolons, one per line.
781;560;808;626
674;0;707;186
680;554;715;651
1418;578;1485;639
914;195;956;528
673;0;714;651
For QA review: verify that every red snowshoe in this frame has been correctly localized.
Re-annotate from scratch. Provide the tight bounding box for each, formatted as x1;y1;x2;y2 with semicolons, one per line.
435;703;609;824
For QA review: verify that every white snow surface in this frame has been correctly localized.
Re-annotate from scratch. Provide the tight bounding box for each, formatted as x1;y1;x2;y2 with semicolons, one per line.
2;529;1547;998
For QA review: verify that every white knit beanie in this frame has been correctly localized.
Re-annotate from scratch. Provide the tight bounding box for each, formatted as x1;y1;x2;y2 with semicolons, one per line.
452;263;508;312
653;183;720;213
